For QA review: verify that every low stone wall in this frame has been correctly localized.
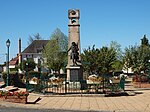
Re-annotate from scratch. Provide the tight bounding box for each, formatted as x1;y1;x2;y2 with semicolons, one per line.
0;96;28;104
133;82;150;88
0;87;29;104
5;96;27;104
0;95;28;104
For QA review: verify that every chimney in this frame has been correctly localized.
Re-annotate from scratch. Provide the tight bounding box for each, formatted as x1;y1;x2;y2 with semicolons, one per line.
19;38;21;53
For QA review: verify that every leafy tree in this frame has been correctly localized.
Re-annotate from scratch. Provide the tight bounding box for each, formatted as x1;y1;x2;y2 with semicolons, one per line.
43;28;68;73
141;34;149;47
123;44;150;75
81;44;118;76
19;59;36;71
112;60;123;71
28;33;42;45
97;46;117;75
81;45;99;75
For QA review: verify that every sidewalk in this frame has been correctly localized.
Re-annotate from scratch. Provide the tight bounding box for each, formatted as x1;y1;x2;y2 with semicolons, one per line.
0;81;150;112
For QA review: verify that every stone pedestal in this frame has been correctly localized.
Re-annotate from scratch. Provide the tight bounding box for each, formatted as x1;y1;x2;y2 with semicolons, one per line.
67;66;83;81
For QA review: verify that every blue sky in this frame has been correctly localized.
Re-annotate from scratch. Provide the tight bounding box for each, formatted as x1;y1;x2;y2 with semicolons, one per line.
0;0;150;64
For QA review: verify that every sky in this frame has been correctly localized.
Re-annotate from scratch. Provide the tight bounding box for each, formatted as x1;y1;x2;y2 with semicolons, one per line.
0;0;150;64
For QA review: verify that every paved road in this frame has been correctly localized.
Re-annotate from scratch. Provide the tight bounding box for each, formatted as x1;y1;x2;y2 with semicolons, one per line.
0;106;110;112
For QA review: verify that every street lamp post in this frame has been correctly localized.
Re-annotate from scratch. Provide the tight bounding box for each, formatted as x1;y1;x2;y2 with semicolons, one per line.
26;62;28;90
38;57;43;93
6;39;10;86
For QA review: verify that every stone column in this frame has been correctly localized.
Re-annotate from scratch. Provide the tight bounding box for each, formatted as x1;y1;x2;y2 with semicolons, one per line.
66;9;83;81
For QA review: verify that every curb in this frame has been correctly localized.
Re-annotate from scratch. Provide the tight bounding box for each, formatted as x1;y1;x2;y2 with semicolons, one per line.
29;93;106;97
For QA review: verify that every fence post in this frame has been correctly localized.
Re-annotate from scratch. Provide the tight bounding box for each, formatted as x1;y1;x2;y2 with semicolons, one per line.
65;78;67;94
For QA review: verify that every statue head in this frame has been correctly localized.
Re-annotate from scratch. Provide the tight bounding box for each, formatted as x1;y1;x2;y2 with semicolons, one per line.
72;42;76;46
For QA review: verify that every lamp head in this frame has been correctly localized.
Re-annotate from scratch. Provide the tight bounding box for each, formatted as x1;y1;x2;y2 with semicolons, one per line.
6;39;10;47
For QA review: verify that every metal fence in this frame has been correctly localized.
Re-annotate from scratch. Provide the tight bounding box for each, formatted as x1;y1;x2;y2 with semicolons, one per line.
27;77;125;95
42;80;102;94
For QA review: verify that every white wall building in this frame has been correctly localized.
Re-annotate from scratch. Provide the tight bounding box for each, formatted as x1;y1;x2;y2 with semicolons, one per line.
3;39;49;73
19;39;49;73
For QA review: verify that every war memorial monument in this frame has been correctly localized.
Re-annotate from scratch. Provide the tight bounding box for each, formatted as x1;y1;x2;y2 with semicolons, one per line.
66;9;83;81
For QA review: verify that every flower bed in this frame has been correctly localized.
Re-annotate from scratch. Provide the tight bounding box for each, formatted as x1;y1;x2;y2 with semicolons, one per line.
4;95;27;103
0;91;29;104
133;82;150;88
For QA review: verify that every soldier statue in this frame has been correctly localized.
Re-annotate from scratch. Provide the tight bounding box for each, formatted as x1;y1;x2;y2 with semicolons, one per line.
68;42;79;66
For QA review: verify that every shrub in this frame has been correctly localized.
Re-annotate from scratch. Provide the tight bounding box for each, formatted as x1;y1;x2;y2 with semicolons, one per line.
2;72;25;88
140;75;148;82
28;71;41;79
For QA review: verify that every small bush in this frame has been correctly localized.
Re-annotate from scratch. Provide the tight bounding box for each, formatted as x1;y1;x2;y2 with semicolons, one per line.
2;71;25;88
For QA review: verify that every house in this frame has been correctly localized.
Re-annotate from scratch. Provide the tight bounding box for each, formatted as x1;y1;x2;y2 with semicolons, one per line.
19;39;49;73
3;39;49;73
3;56;19;72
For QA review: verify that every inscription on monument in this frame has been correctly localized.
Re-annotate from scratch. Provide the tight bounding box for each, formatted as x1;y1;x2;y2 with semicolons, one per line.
70;69;79;81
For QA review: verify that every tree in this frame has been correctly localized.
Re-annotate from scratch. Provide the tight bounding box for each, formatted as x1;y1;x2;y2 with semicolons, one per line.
109;41;123;71
51;28;68;51
42;28;68;73
141;34;149;47
81;44;119;76
97;46;117;75
123;44;150;75
110;41;122;60
19;59;36;71
81;45;99;75
28;33;42;45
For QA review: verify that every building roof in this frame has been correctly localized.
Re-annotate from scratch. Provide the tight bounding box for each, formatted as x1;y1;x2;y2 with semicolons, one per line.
9;56;19;65
22;40;49;53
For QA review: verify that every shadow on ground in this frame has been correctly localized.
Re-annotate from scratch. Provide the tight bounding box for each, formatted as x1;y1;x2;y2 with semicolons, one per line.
27;97;42;104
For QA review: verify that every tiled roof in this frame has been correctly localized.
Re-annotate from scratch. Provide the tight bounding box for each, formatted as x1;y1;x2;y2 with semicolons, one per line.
22;40;49;53
9;56;19;65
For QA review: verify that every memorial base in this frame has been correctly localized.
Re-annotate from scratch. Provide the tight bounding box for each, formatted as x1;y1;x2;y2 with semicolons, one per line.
66;65;83;81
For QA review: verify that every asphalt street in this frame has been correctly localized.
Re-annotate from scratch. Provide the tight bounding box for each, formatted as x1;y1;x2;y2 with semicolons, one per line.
0;106;111;112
